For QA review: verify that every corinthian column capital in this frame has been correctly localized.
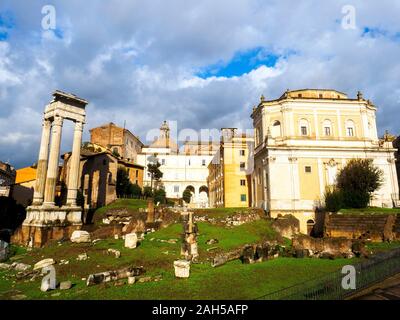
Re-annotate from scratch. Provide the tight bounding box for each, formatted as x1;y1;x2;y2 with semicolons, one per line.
53;115;64;127
74;121;84;132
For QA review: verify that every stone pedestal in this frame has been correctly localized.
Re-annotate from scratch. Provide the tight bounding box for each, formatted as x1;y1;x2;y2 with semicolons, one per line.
125;233;138;249
12;204;83;248
174;260;190;278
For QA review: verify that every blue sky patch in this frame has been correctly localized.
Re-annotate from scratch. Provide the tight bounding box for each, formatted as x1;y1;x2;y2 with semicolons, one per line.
196;47;283;78
0;11;15;41
362;27;400;41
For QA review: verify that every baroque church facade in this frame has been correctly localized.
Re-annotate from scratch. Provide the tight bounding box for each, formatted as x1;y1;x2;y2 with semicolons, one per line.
251;89;399;233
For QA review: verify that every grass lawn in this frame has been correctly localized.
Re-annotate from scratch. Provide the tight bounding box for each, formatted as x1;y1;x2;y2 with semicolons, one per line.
339;207;400;215
193;207;262;219
365;241;400;253
94;198;147;214
0;208;364;300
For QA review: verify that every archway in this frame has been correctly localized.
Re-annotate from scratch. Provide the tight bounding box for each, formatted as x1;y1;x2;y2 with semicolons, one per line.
198;185;209;208
307;219;315;236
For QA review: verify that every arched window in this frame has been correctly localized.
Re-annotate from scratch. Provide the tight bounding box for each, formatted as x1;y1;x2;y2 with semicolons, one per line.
323;119;332;136
346;120;355;137
299;119;309;136
271;120;281;138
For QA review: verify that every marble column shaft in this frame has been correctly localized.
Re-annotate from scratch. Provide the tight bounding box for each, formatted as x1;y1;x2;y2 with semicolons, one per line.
33;118;52;205
43;116;63;205
66;121;84;206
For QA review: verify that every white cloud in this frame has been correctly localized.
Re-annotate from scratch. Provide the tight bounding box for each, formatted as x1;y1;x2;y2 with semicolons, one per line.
0;0;399;168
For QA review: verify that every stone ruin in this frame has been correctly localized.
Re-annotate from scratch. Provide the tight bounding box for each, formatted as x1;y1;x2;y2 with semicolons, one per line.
324;213;398;242
271;214;300;239
12;91;88;248
180;209;199;263
292;234;369;259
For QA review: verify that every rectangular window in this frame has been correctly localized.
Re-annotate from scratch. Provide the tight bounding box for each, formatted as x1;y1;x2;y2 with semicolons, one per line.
240;149;245;156
240;162;246;171
202;159;206;166
161;159;166;165
305;166;312;173
174;186;179;193
240;179;246;186
347;127;354;136
324;127;331;136
301;126;308;136
240;194;247;202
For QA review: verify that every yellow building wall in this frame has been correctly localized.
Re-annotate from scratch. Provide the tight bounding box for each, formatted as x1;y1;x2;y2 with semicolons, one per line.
222;147;250;208
298;158;321;200
127;166;144;188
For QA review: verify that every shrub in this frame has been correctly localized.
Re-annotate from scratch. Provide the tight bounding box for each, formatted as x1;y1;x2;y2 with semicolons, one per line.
128;184;142;198
143;186;153;198
324;188;343;213
182;188;192;203
154;188;166;205
336;159;384;208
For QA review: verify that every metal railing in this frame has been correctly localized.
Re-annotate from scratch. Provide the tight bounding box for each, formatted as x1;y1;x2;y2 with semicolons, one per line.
255;248;400;300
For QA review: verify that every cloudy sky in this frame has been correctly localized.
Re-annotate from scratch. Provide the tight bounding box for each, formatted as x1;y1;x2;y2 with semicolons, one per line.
1;0;399;168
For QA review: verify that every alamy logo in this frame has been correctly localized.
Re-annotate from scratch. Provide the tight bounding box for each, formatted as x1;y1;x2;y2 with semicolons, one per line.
41;265;56;291
341;5;356;30
341;265;356;290
41;5;56;30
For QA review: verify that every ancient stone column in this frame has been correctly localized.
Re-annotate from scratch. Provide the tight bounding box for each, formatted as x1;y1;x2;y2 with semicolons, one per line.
32;118;52;205
66;121;84;206
43;115;64;206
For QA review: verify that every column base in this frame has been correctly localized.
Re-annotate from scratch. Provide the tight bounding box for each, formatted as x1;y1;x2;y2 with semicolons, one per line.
12;205;84;247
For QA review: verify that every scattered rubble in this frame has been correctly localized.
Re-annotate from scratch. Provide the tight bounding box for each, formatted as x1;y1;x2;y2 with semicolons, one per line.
77;253;88;261
206;239;219;245
107;249;121;258
11;262;31;271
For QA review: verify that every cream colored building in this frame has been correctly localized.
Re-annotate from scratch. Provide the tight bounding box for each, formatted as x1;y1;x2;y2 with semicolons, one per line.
251;89;399;233
137;121;218;207
208;129;254;208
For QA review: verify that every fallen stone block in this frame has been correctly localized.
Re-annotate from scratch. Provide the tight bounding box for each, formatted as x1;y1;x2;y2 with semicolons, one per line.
34;258;55;271
86;266;145;286
125;233;138;249
71;230;91;243
12;262;31;271
60;281;72;290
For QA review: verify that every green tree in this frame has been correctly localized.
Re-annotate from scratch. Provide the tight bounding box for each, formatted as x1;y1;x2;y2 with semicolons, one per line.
116;167;131;197
336;159;384;208
154;188;167;205
147;155;163;189
129;183;142;199
182;188;192;204
143;186;153;198
324;187;343;213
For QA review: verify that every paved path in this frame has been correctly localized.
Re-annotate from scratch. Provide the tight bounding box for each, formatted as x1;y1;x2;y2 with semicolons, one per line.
350;273;400;300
